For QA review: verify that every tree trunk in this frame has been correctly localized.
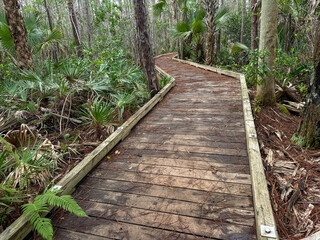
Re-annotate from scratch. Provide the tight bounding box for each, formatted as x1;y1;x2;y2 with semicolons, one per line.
284;13;292;53
67;0;83;57
151;0;159;55
203;0;218;65
43;0;59;62
3;0;34;69
133;0;160;95
240;0;246;44
296;17;320;148
256;0;278;106
251;0;259;50
84;0;93;47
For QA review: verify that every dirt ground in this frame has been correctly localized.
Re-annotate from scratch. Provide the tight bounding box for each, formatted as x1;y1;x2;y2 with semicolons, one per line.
253;96;320;239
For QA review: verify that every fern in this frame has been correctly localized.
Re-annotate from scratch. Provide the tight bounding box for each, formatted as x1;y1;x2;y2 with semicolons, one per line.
22;187;88;240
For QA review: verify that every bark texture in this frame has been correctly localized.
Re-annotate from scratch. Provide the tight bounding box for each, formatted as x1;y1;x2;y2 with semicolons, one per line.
44;0;59;62
202;0;219;65
250;0;259;50
133;0;159;95
256;0;278;106
296;17;320;148
3;0;34;69
240;0;246;44
68;0;83;57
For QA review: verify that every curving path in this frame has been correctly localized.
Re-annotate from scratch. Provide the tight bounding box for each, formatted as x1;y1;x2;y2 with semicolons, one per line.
51;54;256;239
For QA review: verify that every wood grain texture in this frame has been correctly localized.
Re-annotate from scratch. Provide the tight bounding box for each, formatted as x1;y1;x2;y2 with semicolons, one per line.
51;54;257;239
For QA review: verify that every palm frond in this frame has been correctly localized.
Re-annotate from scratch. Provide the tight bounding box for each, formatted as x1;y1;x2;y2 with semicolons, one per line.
153;0;167;17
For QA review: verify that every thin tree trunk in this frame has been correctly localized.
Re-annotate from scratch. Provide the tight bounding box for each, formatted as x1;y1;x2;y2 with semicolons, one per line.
43;0;59;62
285;13;292;53
296;16;320;148
240;0;246;43
3;0;34;69
256;0;278;106
84;0;93;47
133;0;159;95
68;0;83;57
168;7;173;50
151;0;159;55
251;0;258;50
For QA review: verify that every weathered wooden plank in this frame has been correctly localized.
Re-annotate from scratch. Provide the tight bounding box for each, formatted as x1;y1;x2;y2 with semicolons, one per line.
99;159;250;174
95;163;251;184
147;112;245;121
116;149;249;164
58;200;256;239
128;132;247;144
239;73;278;240
54;228;113;240
144;116;245;124
134;125;246;136
141;120;245;128
124;136;246;148
121;143;248;157
88;170;252;196
107;153;249;170
54;214;209;240
73;188;255;226
150;108;244;115
81;177;252;199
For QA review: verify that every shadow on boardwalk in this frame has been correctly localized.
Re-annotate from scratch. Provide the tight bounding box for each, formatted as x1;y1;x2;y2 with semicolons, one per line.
51;54;256;240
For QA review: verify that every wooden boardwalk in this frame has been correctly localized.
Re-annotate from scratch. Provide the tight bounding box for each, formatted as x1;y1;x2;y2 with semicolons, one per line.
52;54;256;239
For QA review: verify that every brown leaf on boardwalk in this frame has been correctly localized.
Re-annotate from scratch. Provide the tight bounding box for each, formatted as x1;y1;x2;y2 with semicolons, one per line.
211;166;217;174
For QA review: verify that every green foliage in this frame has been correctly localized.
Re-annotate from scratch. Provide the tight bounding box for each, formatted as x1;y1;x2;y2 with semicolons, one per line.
222;9;251;48
274;48;312;86
291;133;306;147
241;50;270;86
82;97;114;127
277;104;290;115
153;0;167;17
22;187;88;240
0;137;57;189
159;76;172;89
112;92;136;120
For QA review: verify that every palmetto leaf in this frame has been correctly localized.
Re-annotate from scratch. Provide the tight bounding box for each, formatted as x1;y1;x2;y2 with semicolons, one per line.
177;21;190;33
230;42;249;54
152;0;166;17
37;28;63;53
0;23;15;55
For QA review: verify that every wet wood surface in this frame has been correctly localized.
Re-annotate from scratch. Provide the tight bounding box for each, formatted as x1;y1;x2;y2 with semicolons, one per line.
52;54;256;239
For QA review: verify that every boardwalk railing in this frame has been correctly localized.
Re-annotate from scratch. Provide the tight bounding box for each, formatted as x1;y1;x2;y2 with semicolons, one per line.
0;66;176;240
173;56;279;240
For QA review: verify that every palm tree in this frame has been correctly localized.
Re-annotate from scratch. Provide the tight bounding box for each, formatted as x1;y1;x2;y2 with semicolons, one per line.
2;0;34;69
202;0;219;65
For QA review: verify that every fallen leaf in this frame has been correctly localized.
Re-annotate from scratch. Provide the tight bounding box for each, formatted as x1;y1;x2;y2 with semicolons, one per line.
211;166;217;174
